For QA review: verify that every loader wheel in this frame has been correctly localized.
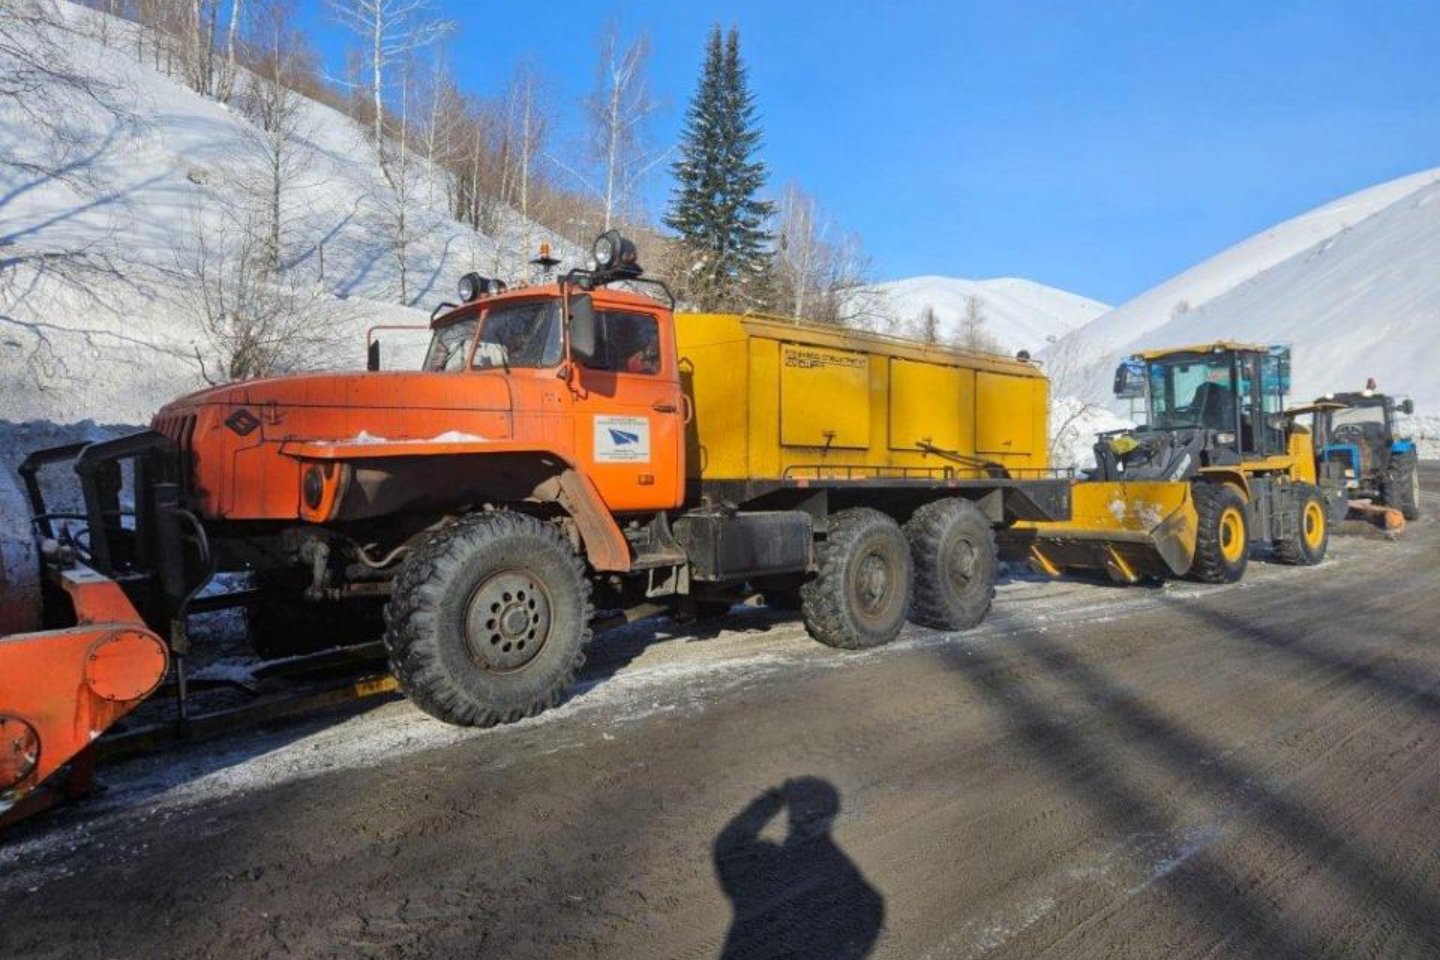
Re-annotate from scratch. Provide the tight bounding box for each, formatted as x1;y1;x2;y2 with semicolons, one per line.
384;512;592;727
905;498;997;631
801;508;912;650
1274;484;1329;566
1189;483;1249;584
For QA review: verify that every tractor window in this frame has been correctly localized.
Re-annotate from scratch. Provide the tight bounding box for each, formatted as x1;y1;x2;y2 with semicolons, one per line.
423;319;478;372
1329;403;1388;448
1148;356;1234;431
580;311;661;375
475;300;563;369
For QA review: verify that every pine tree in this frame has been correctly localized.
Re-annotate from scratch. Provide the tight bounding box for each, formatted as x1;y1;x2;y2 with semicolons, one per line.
665;25;774;311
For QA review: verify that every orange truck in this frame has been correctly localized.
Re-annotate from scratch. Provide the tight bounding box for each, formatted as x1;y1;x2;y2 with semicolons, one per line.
1;232;1070;819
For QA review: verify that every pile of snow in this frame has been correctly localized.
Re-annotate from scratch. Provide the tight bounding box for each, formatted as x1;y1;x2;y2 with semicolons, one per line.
1048;397;1133;471
865;276;1109;356
0;2;574;426
1397;413;1440;460
1048;167;1440;414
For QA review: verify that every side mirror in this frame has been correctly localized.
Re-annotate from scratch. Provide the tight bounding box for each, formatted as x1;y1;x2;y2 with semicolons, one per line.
1400;398;1415;416
569;293;597;366
367;339;381;372
1113;358;1145;399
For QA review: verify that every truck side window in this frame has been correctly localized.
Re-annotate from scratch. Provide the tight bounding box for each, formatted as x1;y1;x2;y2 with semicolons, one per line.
581;311;660;375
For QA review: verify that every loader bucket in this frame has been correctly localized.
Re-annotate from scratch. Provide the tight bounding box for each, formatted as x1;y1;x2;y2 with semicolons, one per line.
0;563;168;825
1017;480;1199;583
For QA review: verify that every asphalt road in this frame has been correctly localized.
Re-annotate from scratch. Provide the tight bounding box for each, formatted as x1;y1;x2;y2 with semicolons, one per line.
3;467;1438;960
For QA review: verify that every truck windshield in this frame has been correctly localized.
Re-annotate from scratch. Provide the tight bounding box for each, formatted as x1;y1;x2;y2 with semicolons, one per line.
1148;355;1235;431
423;319;478;371
475;300;563;369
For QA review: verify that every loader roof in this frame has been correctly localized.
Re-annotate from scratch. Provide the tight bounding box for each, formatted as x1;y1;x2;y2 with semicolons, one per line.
1134;341;1273;362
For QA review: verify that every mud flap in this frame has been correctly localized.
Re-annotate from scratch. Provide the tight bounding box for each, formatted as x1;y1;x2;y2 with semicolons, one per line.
1016;481;1199;582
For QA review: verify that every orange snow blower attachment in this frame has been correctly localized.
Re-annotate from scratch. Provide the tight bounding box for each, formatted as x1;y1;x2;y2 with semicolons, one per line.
0;565;168;823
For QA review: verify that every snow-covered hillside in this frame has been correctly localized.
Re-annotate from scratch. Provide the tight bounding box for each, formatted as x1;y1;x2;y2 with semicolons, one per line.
868;275;1109;355
0;3;571;424
1048;168;1440;416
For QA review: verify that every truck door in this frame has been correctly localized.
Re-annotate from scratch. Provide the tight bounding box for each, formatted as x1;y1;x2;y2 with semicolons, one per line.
570;307;685;512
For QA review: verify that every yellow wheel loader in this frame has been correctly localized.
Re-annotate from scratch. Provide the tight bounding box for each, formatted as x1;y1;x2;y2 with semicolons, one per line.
1012;342;1335;584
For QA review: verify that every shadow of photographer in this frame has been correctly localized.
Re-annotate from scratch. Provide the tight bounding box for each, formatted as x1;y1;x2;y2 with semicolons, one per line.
714;776;884;959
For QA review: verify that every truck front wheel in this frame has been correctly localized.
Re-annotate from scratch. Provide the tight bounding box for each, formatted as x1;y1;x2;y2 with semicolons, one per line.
905;498;997;631
801;508;913;650
384;512;593;727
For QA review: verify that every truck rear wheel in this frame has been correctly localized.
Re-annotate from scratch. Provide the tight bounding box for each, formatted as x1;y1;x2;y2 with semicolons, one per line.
905;498;997;631
801;508;912;650
1189;483;1249;584
1274;484;1328;565
384;512;592;727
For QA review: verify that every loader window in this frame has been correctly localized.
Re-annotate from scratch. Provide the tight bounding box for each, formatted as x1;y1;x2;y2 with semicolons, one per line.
1148;355;1234;431
580;311;661;375
474;300;563;369
424;318;478;372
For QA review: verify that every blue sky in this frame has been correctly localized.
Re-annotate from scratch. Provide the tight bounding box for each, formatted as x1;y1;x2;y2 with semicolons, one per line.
298;1;1440;305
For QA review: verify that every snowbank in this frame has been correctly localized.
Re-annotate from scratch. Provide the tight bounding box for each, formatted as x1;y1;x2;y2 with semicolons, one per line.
865;275;1109;355
1049;397;1133;471
1046;168;1440;413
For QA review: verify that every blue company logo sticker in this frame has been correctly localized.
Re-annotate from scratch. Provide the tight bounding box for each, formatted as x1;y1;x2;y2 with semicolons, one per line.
608;428;641;445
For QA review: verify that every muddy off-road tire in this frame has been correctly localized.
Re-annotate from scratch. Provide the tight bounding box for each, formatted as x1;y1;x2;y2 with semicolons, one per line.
1189;483;1250;584
384;512;592;727
1274;483;1329;566
801;508;912;650
1384;454;1421;521
905;498;997;631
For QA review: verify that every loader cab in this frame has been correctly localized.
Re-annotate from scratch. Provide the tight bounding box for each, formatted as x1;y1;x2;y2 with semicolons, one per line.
1132;343;1291;458
1097;343;1293;482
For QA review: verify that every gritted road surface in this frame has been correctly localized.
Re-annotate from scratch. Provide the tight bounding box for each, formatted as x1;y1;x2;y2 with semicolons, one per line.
3;467;1439;959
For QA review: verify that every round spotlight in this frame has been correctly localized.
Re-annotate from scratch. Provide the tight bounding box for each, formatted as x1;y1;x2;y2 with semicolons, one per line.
592;232;619;270
458;272;484;302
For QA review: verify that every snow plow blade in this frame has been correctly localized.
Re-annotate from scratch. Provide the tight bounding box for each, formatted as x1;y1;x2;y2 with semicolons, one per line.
0;564;168;827
1015;481;1199;583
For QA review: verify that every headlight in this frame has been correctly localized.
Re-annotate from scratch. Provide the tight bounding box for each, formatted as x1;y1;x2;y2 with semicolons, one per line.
302;465;325;510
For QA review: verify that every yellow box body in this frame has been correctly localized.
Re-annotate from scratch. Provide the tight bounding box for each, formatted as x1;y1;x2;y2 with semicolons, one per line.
676;313;1050;482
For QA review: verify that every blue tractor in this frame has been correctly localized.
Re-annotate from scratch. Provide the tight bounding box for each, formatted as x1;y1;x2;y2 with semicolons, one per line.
1312;384;1420;521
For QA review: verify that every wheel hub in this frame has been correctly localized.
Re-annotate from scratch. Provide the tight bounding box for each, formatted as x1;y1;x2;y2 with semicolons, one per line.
856;552;891;613
465;571;552;672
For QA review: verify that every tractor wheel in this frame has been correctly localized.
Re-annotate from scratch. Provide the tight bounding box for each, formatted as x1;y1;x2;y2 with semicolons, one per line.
1189;483;1250;584
1388;456;1421;521
904;498;997;631
384;512;592;727
801;508;912;650
1274;483;1329;566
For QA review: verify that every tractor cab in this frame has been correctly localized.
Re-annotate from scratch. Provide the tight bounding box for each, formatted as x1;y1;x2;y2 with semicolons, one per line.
1096;342;1295;482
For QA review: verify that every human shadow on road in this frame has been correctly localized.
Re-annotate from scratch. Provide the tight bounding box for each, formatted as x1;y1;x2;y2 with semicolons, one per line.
713;777;884;960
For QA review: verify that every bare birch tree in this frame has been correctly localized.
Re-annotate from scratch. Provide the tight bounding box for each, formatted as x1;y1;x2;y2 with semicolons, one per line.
325;0;449;145
771;182;877;326
232;0;314;275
